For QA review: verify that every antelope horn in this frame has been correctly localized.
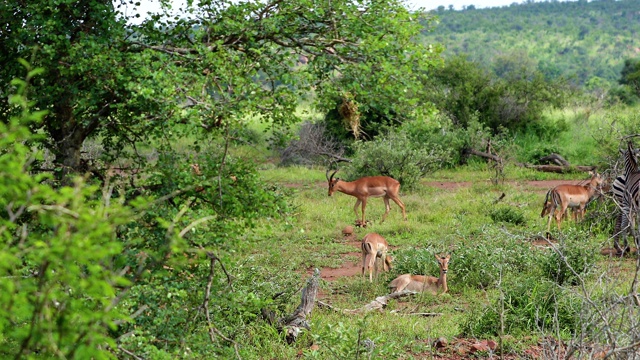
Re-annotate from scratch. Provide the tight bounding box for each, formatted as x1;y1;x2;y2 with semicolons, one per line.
326;168;338;181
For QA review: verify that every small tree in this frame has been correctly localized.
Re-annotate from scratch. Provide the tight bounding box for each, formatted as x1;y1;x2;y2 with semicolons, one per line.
619;58;640;97
345;129;451;189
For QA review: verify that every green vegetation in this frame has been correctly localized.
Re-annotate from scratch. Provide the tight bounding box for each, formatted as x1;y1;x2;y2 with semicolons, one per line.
425;0;640;88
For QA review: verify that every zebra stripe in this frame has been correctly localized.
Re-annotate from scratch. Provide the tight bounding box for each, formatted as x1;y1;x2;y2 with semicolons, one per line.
611;175;627;252
621;142;640;251
625;141;638;178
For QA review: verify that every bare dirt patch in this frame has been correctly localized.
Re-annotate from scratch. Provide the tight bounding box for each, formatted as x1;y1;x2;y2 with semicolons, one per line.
410;337;566;360
317;240;362;282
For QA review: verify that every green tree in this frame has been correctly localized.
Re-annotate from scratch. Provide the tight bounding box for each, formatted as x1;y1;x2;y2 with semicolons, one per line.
0;0;442;180
619;58;640;96
0;66;148;359
426;54;568;132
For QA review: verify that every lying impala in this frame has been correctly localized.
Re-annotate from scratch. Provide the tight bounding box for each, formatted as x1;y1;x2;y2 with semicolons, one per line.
361;233;392;282
326;169;407;225
544;171;604;232
388;254;450;294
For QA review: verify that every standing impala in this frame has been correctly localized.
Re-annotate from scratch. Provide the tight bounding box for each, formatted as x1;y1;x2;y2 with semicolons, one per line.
326;169;407;225
544;171;604;232
361;233;392;282
388;254;450;294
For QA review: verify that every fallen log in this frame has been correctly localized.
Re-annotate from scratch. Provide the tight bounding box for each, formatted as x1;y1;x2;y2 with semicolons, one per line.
538;153;570;166
522;164;597;173
465;147;596;173
317;290;419;314
463;148;502;163
279;268;320;344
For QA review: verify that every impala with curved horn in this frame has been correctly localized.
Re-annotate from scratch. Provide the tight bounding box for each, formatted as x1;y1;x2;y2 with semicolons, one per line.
326;169;407;225
544;171;604;232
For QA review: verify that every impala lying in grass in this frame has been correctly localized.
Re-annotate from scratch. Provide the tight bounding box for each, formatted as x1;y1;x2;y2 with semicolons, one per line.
361;233;392;282
388;254;450;295
326;169;407;225
543;171;604;233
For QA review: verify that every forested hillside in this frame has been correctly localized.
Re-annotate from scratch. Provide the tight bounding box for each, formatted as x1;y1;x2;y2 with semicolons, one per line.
422;0;640;88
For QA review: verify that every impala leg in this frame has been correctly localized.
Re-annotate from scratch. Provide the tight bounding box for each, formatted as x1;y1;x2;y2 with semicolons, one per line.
546;207;555;234
392;196;407;220
556;205;568;230
578;206;585;222
369;254;375;282
381;197;392;223
373;257;378;281
361;198;367;225
353;199;362;223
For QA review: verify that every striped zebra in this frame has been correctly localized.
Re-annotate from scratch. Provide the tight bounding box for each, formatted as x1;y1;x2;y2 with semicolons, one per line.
611;174;629;253
619;142;639;253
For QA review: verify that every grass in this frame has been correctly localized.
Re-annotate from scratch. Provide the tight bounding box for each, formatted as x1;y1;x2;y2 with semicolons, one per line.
217;159;640;359
139;103;640;358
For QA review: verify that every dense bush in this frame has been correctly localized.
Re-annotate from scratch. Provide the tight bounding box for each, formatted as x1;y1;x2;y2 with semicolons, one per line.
344;129;452;190
450;237;543;290
461;276;582;338
425;55;569;133
1;73;139;358
489;207;526;225
541;232;599;286
391;246;443;277
401;115;466;167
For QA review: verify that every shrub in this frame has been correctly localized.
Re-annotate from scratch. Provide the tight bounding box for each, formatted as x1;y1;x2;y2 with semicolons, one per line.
279;121;346;166
391;246;442;277
344;129;452;190
306;316;401;359
461;276;582;338
540;233;598;286
401;115;466;167
489;207;526;225
451;238;542;290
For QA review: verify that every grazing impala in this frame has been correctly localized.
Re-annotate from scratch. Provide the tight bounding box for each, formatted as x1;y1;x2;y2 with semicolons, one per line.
361;233;392;282
540;189;576;222
544;171;604;232
326;169;407;225
388;254;450;294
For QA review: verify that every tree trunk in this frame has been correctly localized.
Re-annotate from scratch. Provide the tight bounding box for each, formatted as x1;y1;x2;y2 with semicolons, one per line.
47;101;105;184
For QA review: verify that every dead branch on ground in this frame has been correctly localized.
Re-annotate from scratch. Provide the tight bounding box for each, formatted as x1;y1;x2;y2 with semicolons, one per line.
279;268;320;344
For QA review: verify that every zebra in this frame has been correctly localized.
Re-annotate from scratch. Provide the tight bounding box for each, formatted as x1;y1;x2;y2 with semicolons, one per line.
619;142;640;253
611;174;628;254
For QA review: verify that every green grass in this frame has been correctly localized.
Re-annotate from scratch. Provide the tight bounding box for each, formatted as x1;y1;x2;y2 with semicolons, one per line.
219;160;640;358
181;103;640;358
